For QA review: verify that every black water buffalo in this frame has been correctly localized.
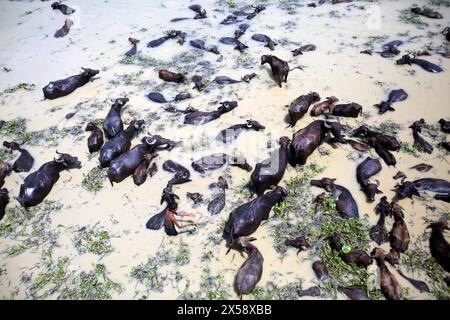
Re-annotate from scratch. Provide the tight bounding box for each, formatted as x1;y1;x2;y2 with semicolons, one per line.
250;136;290;196
3;141;34;173
189;4;207;19
233;237;264;298
352;125;400;151
217;119;265;143
184;101;237;125
189;39;219;54
310;178;359;219
439;119;450;133
158;69;186;83
389;201;410;259
133;153;157;186
310;96;338;116
374;89;408;114
289;120;342;165
0;162;11;188
261;55;301;87
356;157;382;201
223;186;287;247
410;119;433;154
410;6;442;19
17;151;81;208
192;153;252;173
371;248;402;300
43;68;99;99
427;219;450;272
287;92;320;126
292;44;316;56
85;122;104;153
0;188;9;221
395;178;450;199
330;102;362;118
369;196;390;245
54;19;73;38
396;54;443;73
252;34;277;50
51;2;75;15
327;234;373;268
103;98;129;139
125;37;139;56
163;160;191;185
98;120;145;168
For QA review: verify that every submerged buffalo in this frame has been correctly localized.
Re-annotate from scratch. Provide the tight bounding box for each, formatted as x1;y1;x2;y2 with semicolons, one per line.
252;34;277;50
43;68;99;99
287;92;321;126
99;120;145;168
356;157;382;201
184;101;237;125
17;151;81;208
395;178;450;199
158;69;186;83
289;120;343;165
125;37;139;56
3;141;34;173
250;136;290;196
374;89;408;114
85;122;104;153
330;102;362;118
223;186;287;248
396;54;443;73
103;97;129;139
192;153;252;173
0;188;9;221
311;178;359;219
51;2;76;15
410;119;433;154
216;119;265;143
163;160;191;185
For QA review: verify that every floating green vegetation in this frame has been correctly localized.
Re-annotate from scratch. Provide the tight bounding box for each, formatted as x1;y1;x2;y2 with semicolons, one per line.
251;280;303;300
399;9;427;26
268;164;379;298
0;201;63;256
399;141;419;157
428;0;450;7
2;83;35;94
0;118;27;138
131;243;191;293
28;258;121;300
402;244;450;300
363;35;389;47
110;71;144;86
0;119;68;146
72;225;113;256
0;148;13;163
184;266;231;300
82;167;107;193
375;120;403;136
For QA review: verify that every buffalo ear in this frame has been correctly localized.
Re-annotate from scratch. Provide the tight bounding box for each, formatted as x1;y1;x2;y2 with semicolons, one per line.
377;189;383;194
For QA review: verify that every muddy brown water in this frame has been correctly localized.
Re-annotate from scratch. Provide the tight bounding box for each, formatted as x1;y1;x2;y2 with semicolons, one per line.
0;0;449;299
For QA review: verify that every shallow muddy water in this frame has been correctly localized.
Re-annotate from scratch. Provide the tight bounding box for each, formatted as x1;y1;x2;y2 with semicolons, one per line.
0;0;449;300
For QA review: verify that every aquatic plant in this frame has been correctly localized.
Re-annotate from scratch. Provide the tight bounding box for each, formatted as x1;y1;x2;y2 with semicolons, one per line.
2;83;35;94
251;280;303;300
72;225;113;256
81;167;106;193
184;267;231;300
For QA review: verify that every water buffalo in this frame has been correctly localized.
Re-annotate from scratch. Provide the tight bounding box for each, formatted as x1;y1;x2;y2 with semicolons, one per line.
162;160;191;185
352;125;400;151
158;69;186;83
439;119;450;133
410;119;433;154
287;92;321;126
250;136;290;196
356;157;382;201
396;54;443;73
103;97;129;139
327;234;372;268
147;30;181;48
285;236;309;253
374;89;408;114
389;202;410;257
410;163;432;172
369;196;389;245
292;44;316;56
3;141;34;173
133;153;157;186
43;68;99;100
51;2;76;15
371;248;402;300
395;178;450;199
0;162;11;188
310;96;338;116
241;73;257;83
427;219;450;272
189;4;207;19
54;19;73;38
234;23;250;39
208;177;228;216
297;286;321;298
0;188;9;221
312;260;330;281
184;101;237;125
214;76;241;84
219;37;248;52
252;34;277;50
217;119;265;143
189;39;219;54
223;186;287;247
125;37;139;56
192;153;252;173
85;122;104;153
261;55;301;87
310;178;359;219
340;286;371;300
98;120;145;168
233;237;264;298
289;120;343;165
17;151;81;208
411;6;442;19
330;102;362;118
